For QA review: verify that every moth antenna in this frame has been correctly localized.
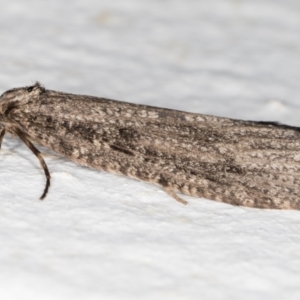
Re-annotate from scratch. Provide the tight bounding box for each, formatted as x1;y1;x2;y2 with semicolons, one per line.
0;127;5;149
13;127;51;200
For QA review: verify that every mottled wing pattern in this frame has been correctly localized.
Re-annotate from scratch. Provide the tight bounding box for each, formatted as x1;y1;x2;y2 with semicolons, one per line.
5;88;300;209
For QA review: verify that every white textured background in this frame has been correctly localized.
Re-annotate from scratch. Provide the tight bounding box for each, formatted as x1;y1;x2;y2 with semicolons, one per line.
0;1;300;299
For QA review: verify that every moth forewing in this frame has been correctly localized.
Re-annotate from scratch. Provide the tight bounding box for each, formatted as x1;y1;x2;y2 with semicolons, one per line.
0;82;300;210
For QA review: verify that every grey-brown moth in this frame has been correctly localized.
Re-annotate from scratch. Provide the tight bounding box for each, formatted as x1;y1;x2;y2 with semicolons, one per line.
0;82;300;209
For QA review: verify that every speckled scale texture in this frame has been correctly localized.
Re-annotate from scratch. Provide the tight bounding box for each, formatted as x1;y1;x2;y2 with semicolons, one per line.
1;82;300;209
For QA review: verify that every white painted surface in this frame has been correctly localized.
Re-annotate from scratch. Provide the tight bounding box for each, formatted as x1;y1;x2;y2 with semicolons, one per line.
0;1;300;299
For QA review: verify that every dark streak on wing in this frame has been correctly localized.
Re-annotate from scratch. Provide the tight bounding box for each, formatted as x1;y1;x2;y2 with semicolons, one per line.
110;144;135;156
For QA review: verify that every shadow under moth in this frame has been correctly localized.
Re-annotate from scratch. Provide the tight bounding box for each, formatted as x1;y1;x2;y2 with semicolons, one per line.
0;82;300;209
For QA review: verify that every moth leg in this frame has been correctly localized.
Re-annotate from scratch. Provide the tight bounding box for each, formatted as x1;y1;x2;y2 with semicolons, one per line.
163;187;188;205
13;127;51;200
0;127;5;149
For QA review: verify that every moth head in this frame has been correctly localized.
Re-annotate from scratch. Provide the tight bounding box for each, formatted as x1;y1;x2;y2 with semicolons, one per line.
0;82;45;122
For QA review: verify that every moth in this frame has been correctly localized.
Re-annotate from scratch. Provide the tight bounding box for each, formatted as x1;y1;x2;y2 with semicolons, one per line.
0;82;300;209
